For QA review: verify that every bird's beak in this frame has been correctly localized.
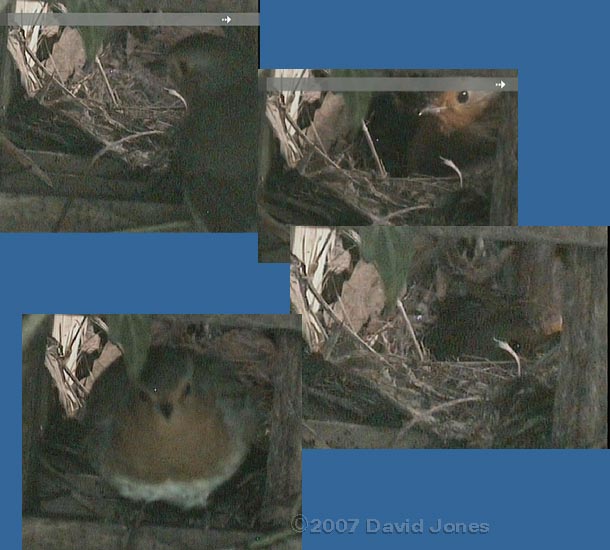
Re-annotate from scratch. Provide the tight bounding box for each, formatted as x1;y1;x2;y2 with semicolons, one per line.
418;105;445;117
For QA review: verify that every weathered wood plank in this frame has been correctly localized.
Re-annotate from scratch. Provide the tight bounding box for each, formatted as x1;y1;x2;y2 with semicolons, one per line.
0;193;187;231
554;245;608;447
261;331;303;527
22;517;301;550
423;226;607;247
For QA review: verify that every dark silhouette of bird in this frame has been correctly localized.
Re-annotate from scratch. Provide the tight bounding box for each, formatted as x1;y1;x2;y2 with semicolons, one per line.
167;32;259;232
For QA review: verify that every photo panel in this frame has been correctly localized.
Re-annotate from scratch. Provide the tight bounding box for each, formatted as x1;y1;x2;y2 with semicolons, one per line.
22;314;302;549
258;69;518;262
293;226;607;450
3;1;608;549
1;2;260;232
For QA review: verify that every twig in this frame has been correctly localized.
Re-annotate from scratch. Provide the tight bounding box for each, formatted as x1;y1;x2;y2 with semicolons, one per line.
0;131;54;189
382;204;431;222
396;299;424;362
89;130;163;167
361;119;387;178
440;156;463;187
53;130;163;231
298;264;392;368
95;55;119;106
493;337;522;377
392;396;482;446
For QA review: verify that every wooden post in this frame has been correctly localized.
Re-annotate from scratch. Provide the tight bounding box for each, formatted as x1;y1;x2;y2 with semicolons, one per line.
554;245;608;447
22;314;54;513
261;330;303;526
490;93;518;225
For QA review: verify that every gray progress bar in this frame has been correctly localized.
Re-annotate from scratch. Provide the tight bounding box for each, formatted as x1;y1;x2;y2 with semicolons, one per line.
265;77;518;92
5;12;260;26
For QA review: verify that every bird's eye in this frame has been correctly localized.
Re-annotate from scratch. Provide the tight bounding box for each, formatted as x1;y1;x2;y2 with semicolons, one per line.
183;382;192;398
457;91;469;104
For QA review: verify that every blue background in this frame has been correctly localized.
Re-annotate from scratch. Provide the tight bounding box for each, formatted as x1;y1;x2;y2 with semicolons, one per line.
6;1;609;548
260;0;609;225
303;450;609;549
4;234;287;547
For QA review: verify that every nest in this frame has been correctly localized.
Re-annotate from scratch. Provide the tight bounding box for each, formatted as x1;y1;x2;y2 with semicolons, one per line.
3;19;253;231
295;229;561;449
6;21;186;172
31;315;297;537
260;70;516;233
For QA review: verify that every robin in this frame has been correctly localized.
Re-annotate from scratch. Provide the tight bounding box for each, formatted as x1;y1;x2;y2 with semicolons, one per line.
406;90;501;174
418;90;500;135
83;345;260;509
167;32;260;232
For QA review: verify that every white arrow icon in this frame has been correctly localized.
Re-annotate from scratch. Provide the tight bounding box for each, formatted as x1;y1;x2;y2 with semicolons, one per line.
221;15;232;23
495;80;506;89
